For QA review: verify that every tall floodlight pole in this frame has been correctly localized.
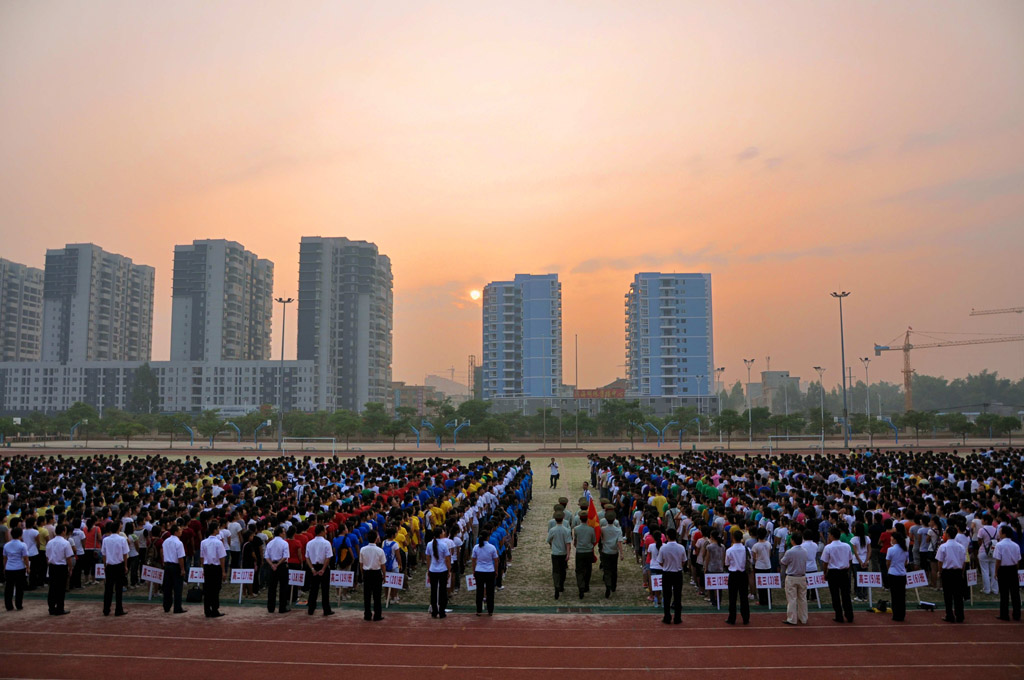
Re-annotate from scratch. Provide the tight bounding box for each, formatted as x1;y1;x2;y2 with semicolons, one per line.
715;366;725;443
695;374;706;418
814;366;826;450
743;358;755;443
860;357;872;448
831;291;851;449
575;334;579;449
275;297;294;452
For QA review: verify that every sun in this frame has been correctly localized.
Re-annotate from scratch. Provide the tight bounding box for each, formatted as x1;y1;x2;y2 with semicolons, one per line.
469;289;481;301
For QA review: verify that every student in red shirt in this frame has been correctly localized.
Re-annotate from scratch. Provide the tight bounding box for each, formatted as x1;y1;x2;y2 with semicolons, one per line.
286;526;304;604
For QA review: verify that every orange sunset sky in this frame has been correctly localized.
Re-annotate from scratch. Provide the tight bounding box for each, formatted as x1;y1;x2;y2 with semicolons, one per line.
2;1;1023;391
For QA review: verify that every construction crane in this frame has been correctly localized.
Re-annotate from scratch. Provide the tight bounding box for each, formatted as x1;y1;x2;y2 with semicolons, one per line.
873;327;1024;411
969;307;1023;316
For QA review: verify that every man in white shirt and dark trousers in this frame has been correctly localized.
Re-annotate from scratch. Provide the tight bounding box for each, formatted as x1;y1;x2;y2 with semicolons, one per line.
100;523;129;617
549;458;560;489
45;524;74;615
200;521;227;618
360;529;386;621
821;526;854;623
658;529;687;625
994;525;1021;621
724;534;750;625
161;522;187;614
305;525;335;616
936;524;966;623
264;526;291;614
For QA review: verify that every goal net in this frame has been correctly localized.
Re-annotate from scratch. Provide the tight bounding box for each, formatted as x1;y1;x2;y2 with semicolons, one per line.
281;437;337;455
768;435;825;453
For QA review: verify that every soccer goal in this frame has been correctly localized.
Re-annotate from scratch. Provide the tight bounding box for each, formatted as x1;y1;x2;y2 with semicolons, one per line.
281;437;337;455
768;435;825;453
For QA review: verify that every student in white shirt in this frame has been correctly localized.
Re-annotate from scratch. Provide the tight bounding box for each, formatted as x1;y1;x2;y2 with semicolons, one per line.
821;527;854;623
100;523;129;617
200;521;228;618
264;526;291;614
723;535;750;625
304;525;334;617
359;529;386;621
471;532;499;616
993;525;1021;621
426;528;452;619
936;524;966;623
886;526;910;622
45;524;74;616
161;523;187;614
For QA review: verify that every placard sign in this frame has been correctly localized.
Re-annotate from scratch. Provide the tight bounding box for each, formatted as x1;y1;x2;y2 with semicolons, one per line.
806;572;827;589
141;565;164;584
288;570;306;587
94;564;106;580
966;569;978;588
330;570;355;588
465;574;477;591
384;572;405;589
856;571;883;588
1018;570;1024;587
906;570;928;589
651;574;663;592
230;568;255;584
755;573;782;589
188;567;205;584
704;573;729;590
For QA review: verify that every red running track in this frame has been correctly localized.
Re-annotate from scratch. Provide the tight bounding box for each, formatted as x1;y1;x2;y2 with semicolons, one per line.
1;606;1021;680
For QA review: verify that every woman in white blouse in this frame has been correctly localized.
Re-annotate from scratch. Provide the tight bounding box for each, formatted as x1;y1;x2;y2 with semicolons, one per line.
886;525;910;622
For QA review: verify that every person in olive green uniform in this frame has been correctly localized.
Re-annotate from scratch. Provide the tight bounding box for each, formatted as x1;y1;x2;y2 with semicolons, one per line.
599;510;624;597
547;512;572;599
572;511;596;599
547;504;565;530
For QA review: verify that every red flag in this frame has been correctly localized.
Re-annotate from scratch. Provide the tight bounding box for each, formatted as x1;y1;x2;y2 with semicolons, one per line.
587;496;602;545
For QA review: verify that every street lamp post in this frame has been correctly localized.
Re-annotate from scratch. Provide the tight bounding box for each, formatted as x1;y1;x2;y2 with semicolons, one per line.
715;366;725;443
861;357;872;449
695;374;706;418
275;296;294;452
743;358;755;444
831;291;851;449
813;366;826;450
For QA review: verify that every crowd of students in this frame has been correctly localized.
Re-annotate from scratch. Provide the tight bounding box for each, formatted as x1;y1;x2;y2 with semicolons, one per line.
587;448;1024;625
1;452;532;620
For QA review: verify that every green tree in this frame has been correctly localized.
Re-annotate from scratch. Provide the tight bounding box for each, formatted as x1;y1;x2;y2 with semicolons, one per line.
157;412;192;448
866;417;890;447
898;410;935;446
725;381;746;410
996;415;1022;445
938;412;972;445
0;417;21;444
476;417;509;451
107;419;149;448
806;408;836;438
712;409;746;449
456;399;492;428
743;407;771;436
195;409;225;448
361;402;391;438
127;363;160;414
331;410;362;450
973;412;1001;439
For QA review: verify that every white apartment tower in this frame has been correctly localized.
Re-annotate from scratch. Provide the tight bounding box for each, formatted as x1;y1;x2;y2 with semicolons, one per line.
170;239;274;361
41;244;155;363
0;259;44;361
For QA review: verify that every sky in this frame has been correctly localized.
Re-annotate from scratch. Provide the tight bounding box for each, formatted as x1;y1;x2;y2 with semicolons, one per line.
2;1;1023;392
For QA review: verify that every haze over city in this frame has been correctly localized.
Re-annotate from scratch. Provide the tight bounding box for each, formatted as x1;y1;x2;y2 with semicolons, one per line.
2;1;1023;389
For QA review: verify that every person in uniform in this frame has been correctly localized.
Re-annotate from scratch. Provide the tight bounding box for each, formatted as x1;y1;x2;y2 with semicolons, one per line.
935;524;966;623
304;524;335;616
724;532;750;625
359;529;386;621
572;511;596;599
200;521;227;618
264;526;291;614
161;522;187;614
599;510;623;598
45;524;74;615
547;512;571;599
658;529;687;624
100;522;129;617
821;526;854;623
994;525;1022;621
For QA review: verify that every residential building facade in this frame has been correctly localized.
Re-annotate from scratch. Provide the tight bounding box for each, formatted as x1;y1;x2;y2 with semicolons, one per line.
481;273;562;399
0;259;44;361
170;239;274;361
41;244;155;363
625;272;714;400
297;237;393;412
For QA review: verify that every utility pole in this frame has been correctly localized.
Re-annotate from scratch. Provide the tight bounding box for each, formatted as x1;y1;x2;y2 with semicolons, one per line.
813;366;826;450
715;366;725;443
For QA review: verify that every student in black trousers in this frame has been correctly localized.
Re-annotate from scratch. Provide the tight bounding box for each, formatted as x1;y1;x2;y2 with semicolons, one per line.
886;527;910;622
3;527;28;611
360;530;386;621
994;526;1022;622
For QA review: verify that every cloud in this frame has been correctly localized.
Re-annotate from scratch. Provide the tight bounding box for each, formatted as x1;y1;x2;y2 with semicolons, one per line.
878;168;1024;205
570;246;729;274
829;145;874;163
736;146;760;161
764;157;784;171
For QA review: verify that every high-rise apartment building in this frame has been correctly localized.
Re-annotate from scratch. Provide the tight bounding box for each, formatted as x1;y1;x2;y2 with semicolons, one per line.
625;273;713;398
297;237;393;412
41;244;155;363
482;273;562;399
170;239;274;361
0;259;44;361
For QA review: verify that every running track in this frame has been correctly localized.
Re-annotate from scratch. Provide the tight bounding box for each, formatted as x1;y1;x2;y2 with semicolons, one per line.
1;607;1021;679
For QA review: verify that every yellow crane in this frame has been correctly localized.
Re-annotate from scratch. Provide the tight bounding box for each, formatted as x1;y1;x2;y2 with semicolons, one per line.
969;307;1023;316
873;327;1024;411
